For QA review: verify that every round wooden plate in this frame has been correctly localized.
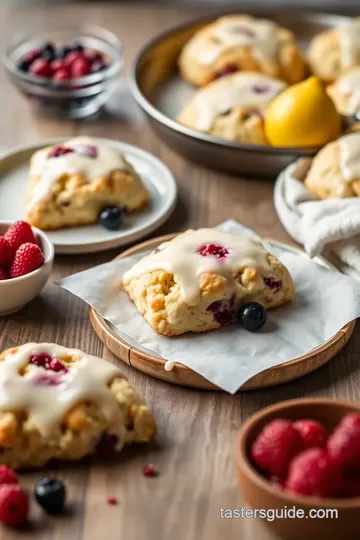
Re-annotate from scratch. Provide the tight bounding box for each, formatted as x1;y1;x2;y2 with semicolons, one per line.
90;234;355;391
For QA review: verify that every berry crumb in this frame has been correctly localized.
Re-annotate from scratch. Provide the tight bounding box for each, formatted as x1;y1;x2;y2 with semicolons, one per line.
107;497;118;505
143;464;158;477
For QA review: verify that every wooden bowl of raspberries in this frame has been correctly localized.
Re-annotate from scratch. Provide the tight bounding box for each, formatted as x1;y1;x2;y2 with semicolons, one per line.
236;398;360;540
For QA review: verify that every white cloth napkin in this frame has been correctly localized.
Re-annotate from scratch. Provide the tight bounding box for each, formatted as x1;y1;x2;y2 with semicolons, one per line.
274;158;360;279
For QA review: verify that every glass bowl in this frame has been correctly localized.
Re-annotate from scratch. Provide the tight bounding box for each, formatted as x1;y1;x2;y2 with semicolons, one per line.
2;25;123;119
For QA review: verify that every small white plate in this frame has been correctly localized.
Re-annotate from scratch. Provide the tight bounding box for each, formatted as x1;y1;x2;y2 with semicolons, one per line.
0;138;177;254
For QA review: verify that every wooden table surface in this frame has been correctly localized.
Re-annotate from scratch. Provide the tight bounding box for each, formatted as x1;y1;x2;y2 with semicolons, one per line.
0;2;360;540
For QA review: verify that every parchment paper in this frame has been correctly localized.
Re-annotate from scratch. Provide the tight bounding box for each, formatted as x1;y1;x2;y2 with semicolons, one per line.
57;221;360;393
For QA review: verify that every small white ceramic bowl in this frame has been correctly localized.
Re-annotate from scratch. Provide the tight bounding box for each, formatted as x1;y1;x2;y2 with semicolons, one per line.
0;221;54;315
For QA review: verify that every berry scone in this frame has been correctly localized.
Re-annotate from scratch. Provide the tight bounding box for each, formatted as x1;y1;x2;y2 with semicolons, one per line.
304;132;360;199
177;72;286;144
327;66;360;117
308;18;360;84
178;15;306;87
26;137;149;230
0;343;156;469
122;229;295;336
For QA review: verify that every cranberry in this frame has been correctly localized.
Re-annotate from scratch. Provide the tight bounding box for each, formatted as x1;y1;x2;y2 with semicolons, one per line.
23;49;41;65
30;353;68;373
30;58;52;77
52;68;71;82
143;464;158;477
63;51;82;69
263;277;282;293
215;63;238;79
48;146;74;158
252;84;271;94
31;373;63;387
197;243;230;260
75;144;98;158
71;56;90;78
206;298;235;326
229;25;255;38
95;433;119;456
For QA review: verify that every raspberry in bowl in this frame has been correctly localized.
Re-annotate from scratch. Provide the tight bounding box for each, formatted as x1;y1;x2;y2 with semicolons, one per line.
236;398;360;540
3;26;123;118
0;221;54;315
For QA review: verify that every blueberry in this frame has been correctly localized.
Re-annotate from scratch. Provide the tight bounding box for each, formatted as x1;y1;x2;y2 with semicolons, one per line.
57;45;71;59
99;206;124;230
17;58;30;72
35;477;66;514
41;42;56;62
237;302;267;332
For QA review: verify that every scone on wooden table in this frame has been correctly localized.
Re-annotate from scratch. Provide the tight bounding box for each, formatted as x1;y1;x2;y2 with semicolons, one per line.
0;343;156;469
309;18;360;83
304;132;360;199
177;72;286;144
26;137;149;230
122;229;295;337
327;67;360;117
178;15;306;87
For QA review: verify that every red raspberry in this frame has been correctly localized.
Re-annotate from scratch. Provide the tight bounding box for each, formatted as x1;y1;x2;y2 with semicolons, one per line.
0;237;14;265
0;485;29;527
52;68;71;82
0;466;18;486
71;56;90;78
328;413;360;472
293;419;328;450
50;59;66;72
0;267;9;281
23;48;41;64
63;51;82;68
343;475;360;498
251;419;304;477
5;221;36;251
10;243;44;278
286;448;344;498
30;58;52;77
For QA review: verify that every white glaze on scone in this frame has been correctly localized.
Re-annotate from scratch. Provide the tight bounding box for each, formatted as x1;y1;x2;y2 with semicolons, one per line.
328;67;360;116
0;343;123;441
29;137;129;208
199;17;279;71
180;72;285;132
123;229;272;306
339;132;360;182
339;19;360;70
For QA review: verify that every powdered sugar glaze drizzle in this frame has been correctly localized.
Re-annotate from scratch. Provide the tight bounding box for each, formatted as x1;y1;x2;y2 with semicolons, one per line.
339;132;360;183
0;343;124;438
29;137;130;208
123;229;272;305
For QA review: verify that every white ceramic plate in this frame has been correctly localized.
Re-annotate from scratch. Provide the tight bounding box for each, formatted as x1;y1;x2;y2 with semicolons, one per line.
0;138;177;254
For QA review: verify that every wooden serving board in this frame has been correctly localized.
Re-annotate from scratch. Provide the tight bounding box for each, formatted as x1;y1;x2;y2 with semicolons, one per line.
89;234;355;391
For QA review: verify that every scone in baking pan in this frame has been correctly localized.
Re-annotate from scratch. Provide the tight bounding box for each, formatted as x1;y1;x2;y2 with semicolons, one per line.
130;12;350;177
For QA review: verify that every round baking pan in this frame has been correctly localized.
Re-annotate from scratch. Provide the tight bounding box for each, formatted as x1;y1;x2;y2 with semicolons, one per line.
130;12;350;177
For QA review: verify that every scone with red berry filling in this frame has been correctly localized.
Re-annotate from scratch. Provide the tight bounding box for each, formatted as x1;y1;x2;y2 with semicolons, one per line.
0;343;156;469
26;137;149;231
122;229;295;336
177;71;286;144
179;15;306;87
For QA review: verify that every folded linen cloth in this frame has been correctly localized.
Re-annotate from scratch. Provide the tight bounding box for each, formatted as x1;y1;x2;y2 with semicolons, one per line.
274;158;360;279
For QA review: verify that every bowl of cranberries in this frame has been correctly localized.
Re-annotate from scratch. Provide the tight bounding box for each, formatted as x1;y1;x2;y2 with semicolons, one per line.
0;221;54;315
236;398;360;540
3;25;123;118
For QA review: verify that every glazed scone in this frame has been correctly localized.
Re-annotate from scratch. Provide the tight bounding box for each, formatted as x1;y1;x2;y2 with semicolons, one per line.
0;343;156;469
26;137;149;230
179;15;306;87
177;72;286;144
327;66;360;116
122;229;295;337
304;132;360;199
308;18;360;83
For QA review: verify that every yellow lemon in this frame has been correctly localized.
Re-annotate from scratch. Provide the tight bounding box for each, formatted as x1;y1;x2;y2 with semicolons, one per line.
265;76;341;147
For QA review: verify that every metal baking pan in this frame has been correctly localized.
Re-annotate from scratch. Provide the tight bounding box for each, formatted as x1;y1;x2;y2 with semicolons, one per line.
130;12;351;177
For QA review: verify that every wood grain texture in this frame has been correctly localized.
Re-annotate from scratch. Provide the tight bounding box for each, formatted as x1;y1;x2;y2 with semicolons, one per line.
0;3;359;540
